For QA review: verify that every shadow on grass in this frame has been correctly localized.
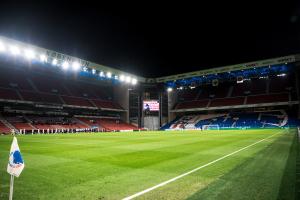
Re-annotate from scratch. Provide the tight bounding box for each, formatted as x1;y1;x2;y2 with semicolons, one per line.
277;132;298;200
187;132;297;200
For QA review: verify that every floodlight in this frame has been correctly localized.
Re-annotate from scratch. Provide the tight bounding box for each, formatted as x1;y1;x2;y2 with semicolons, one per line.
126;76;131;83
62;61;69;70
114;75;119;80
24;49;35;59
277;73;286;77
83;67;88;72
0;41;5;52
72;62;80;71
120;75;125;81
40;54;47;62
92;69;96;74
106;72;112;78
9;46;20;55
52;59;58;65
131;78;137;85
99;71;104;77
167;87;173;92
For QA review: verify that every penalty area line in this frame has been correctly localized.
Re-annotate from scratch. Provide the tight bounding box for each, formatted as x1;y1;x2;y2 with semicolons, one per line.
122;131;281;200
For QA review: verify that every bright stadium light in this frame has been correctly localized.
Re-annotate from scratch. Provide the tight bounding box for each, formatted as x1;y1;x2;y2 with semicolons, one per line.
62;61;69;70
92;69;96;74
52;59;58;66
9;46;20;55
114;75;119;80
39;54;47;62
126;76;131;83
106;72;112;78
0;41;5;52
167;87;173;92
24;49;35;60
72;62;80;71
120;75;125;82
99;71;104;77
131;78;137;85
83;67;88;72
277;73;286;77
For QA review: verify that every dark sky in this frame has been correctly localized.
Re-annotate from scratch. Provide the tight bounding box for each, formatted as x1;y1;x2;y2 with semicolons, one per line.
0;2;300;78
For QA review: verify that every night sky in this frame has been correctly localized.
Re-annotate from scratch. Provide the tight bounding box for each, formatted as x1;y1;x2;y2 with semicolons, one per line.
0;2;300;78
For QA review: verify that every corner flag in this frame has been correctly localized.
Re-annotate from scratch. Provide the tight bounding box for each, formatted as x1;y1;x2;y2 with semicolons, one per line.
7;137;24;177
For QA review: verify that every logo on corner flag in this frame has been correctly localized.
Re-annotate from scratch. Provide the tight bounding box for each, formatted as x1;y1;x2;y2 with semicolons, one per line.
7;137;25;177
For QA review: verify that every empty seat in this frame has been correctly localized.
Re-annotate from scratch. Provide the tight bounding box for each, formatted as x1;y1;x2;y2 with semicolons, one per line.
0;88;20;100
62;96;94;107
247;93;289;104
175;100;209;109
210;97;245;107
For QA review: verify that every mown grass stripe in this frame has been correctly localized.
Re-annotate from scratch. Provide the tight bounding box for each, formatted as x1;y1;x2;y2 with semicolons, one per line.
122;131;280;200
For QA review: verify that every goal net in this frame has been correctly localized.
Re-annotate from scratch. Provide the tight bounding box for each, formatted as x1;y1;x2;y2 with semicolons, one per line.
202;124;220;130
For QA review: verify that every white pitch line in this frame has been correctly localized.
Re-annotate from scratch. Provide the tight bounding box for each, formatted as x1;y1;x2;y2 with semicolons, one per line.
122;131;281;200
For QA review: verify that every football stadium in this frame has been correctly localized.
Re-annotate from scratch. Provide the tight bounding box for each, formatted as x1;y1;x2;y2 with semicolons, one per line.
0;34;299;200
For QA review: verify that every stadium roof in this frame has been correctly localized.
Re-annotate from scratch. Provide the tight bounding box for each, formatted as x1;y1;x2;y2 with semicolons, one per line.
156;54;300;82
0;35;300;85
0;36;144;84
1;2;300;78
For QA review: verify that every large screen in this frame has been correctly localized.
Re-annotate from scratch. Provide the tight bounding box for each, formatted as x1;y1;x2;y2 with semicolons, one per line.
143;100;159;111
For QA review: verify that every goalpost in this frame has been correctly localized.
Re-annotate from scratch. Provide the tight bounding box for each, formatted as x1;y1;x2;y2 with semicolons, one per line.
202;124;220;130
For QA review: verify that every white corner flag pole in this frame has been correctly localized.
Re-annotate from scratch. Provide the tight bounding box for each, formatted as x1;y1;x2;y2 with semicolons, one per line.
9;175;14;200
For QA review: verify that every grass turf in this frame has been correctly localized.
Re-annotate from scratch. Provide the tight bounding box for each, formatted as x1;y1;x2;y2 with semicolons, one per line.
0;129;298;200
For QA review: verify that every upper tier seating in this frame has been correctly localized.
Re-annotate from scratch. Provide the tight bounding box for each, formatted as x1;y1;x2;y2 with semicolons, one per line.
0;69;33;90
64;82;98;98
175;100;209;109
0;88;20;100
0;67;122;109
247;93;289;104
173;75;295;110
232;79;267;96
177;88;200;101
31;76;70;94
92;99;123;110
210;97;245;107
269;76;294;93
19;91;62;104
61;96;94;107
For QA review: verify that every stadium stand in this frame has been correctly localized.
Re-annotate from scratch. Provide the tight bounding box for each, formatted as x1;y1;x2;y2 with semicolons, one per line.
172;75;296;111
210;97;245;107
162;111;300;130
0;37;299;133
92;99;123;110
0;120;11;134
0;88;20;100
61;96;94;107
246;93;289;104
77;117;137;131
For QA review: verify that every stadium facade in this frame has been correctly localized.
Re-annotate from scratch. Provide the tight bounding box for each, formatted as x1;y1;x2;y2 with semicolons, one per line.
0;36;299;134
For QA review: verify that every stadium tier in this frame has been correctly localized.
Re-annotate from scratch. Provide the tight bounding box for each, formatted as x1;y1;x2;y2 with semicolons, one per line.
161;111;300;130
173;75;296;111
0;36;299;134
0;64;122;110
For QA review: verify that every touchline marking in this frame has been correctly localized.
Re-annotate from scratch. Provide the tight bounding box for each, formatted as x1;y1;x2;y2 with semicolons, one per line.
122;132;281;200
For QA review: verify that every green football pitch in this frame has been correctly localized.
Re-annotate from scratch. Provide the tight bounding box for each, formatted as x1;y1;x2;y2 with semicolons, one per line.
0;129;298;200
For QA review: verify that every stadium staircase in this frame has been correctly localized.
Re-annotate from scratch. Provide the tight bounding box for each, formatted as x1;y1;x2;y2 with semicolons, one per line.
0;115;16;133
